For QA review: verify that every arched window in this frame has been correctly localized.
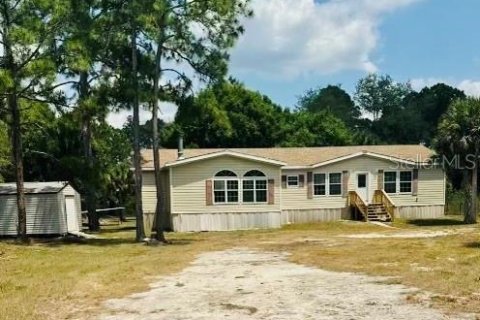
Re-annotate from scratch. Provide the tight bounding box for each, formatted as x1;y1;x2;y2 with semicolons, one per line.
244;170;266;177
243;170;267;203
213;170;239;203
215;170;237;177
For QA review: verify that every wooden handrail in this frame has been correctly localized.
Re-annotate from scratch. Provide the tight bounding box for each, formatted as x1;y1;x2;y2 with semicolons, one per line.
373;189;396;221
348;191;368;221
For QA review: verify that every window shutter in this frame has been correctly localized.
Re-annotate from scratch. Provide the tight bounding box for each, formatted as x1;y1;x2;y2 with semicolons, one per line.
281;175;287;188
268;179;275;205
342;170;349;198
412;169;419;196
299;174;305;188
378;169;384;190
307;172;313;199
206;180;213;206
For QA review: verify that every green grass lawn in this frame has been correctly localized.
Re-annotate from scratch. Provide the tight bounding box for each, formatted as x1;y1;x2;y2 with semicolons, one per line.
0;217;479;319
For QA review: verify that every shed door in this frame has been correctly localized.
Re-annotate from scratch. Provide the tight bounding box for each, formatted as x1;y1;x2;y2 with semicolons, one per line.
65;196;79;232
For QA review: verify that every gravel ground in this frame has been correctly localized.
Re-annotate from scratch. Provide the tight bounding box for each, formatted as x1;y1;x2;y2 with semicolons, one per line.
99;248;474;320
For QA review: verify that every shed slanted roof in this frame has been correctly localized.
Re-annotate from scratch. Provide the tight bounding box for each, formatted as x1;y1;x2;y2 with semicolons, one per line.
0;182;69;195
141;145;435;169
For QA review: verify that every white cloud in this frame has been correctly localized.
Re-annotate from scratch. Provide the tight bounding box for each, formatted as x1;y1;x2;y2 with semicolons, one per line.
457;80;480;97
230;0;422;79
106;102;178;129
410;78;480;97
409;78;444;91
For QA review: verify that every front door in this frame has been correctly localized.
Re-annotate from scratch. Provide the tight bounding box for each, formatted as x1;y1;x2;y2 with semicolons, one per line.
356;173;369;203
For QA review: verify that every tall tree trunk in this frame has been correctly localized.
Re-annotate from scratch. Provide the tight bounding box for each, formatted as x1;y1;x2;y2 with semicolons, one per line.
461;170;470;219
152;28;166;242
467;147;478;224
2;11;28;242
9;90;27;242
79;71;99;231
132;31;146;241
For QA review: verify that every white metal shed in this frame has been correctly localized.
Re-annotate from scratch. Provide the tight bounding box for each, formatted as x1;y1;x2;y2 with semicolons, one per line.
0;182;82;236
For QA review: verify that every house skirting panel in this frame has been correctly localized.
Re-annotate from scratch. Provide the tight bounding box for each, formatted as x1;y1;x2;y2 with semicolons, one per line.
395;205;445;220
169;205;445;232
171;211;282;232
282;208;349;224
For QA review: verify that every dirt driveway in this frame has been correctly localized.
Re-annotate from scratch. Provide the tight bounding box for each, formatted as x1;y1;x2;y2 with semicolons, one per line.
99;248;474;320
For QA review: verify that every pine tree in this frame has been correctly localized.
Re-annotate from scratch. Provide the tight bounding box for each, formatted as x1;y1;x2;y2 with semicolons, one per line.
0;0;69;241
145;0;252;241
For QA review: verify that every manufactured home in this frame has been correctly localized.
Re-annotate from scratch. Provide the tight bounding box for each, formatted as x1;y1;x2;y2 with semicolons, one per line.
141;145;445;232
0;182;82;236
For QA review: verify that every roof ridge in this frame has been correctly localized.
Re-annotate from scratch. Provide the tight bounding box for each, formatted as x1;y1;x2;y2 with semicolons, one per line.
140;145;434;169
142;144;429;151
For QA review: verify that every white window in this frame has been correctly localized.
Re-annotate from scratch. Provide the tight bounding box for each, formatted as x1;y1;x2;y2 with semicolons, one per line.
214;170;239;204
313;173;326;196
313;172;342;196
399;171;412;193
384;171;397;194
287;175;299;188
384;171;412;194
329;173;342;195
243;170;267;203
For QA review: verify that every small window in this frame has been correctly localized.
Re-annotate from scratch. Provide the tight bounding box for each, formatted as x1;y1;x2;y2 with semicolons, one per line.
313;173;326;196
384;172;397;194
243;170;267;203
357;174;366;188
287;175;299;187
329;173;342;195
400;171;412;193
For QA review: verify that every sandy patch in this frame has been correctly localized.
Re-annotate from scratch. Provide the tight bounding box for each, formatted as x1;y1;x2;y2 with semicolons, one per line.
98;248;473;320
339;230;455;239
260;238;341;247
369;221;398;228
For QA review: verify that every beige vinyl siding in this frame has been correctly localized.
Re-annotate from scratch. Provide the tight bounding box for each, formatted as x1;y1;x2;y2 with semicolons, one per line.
142;172;156;213
389;168;445;206
321;156;444;206
281;170;347;210
281;155;445;210
171;156;281;214
142;170;171;215
0;193;68;236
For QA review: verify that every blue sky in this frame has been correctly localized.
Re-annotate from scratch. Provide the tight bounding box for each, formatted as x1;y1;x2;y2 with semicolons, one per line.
107;0;480;126
229;0;480;108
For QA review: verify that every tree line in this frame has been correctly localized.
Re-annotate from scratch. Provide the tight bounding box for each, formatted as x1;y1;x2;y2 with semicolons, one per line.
151;75;465;149
1;1;477;244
